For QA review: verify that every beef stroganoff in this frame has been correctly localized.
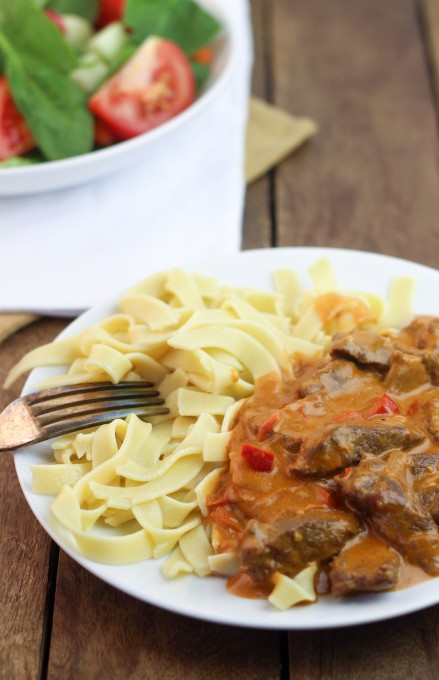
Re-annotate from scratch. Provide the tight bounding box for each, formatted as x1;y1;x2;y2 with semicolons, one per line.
10;257;437;610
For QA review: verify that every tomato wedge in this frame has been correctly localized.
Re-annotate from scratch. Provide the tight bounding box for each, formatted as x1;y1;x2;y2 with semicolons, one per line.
0;77;35;161
95;0;125;29
89;37;196;140
94;117;119;147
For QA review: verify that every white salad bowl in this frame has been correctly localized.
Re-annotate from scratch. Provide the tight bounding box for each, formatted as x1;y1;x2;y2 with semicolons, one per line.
0;0;237;196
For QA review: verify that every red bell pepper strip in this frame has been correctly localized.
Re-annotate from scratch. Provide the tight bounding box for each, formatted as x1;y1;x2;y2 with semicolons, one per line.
333;411;362;422
335;467;352;479
241;444;274;472
207;495;229;510
407;400;420;416
367;393;400;417
258;412;280;440
209;506;241;531
314;485;339;509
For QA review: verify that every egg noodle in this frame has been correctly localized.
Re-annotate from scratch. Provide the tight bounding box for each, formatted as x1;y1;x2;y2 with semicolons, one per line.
6;258;415;609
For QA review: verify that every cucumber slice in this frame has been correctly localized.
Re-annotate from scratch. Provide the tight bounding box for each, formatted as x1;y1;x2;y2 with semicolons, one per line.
70;52;109;94
87;22;129;68
62;14;93;47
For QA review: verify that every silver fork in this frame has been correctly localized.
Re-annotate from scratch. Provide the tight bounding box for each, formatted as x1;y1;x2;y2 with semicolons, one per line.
0;381;170;451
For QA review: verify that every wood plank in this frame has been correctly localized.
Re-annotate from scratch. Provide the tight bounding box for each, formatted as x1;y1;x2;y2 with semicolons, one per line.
0;319;68;680
421;0;439;108
288;608;439;679
243;0;273;250
48;553;280;680
272;0;439;268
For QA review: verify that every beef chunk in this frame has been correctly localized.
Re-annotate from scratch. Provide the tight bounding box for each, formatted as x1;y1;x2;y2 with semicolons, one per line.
410;452;439;478
423;353;439;385
331;331;394;372
298;360;370;399
329;536;400;596
385;351;430;394
423;398;439;442
290;421;423;476
338;459;439;574
397;316;439;352
238;508;359;582
278;433;303;454
298;379;324;398
418;490;439;525
410;453;439;523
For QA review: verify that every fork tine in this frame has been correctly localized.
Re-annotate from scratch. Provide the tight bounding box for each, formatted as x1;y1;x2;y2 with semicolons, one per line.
36;396;166;425
0;381;170;451
25;381;155;406
40;405;170;440
31;390;160;416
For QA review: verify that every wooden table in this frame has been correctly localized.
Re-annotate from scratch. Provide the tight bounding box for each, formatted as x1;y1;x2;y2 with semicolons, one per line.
2;1;439;677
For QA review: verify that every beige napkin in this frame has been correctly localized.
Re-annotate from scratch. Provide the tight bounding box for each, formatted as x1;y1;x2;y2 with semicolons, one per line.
0;313;38;345
246;96;318;183
0;97;317;347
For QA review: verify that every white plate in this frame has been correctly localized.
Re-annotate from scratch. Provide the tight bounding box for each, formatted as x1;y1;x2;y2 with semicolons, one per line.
14;247;439;629
0;0;237;196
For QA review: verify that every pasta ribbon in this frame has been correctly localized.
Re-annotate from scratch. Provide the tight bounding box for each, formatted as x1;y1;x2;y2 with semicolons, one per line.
268;564;318;610
119;293;181;330
384;276;416;328
169;326;282;379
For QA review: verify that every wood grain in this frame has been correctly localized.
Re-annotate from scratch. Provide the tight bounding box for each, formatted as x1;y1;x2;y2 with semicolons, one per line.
421;0;439;108
0;319;68;680
0;313;38;345
47;553;280;680
288;608;439;680
243;0;274;250
272;0;439;268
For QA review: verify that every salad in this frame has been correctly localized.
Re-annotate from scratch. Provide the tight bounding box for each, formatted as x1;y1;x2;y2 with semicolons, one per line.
0;0;222;166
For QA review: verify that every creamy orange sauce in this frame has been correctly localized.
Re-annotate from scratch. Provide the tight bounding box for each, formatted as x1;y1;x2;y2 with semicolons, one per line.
207;350;439;600
314;292;378;329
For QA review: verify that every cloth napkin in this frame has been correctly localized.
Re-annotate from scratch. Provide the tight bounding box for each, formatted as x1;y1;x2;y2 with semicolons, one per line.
245;97;317;184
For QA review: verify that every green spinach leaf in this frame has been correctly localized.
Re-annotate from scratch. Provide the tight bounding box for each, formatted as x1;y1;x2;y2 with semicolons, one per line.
0;154;43;168
45;0;99;23
124;0;221;54
0;0;77;73
2;40;93;160
190;59;210;93
0;0;92;160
